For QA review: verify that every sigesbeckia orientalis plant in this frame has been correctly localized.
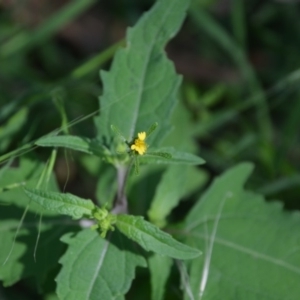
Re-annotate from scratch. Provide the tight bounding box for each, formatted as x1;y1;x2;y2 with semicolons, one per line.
1;0;299;299
3;0;204;298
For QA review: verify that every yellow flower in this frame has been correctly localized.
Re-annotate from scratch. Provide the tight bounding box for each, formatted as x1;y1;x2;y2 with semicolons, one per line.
131;132;147;155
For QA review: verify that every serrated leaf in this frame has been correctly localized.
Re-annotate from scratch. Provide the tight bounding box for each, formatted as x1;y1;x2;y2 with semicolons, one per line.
56;229;146;300
181;163;300;300
24;188;95;219
116;214;201;259
149;254;172;300
35;135;105;157
141;147;205;165
148;165;208;227
94;0;191;146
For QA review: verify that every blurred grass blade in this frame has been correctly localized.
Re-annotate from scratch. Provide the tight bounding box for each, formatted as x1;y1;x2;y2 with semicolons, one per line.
257;175;300;196
189;7;272;141
0;108;28;152
0;0;96;58
71;39;125;79
0;143;35;164
231;0;246;49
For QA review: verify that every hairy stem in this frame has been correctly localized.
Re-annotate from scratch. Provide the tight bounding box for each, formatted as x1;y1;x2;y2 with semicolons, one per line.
112;165;129;214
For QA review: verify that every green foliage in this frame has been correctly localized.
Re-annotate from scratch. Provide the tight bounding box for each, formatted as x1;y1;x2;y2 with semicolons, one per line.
116;214;201;259
56;230;146;300
24;188;96;219
36;135;106;157
181;163;300;299
1;0;300;299
141;147;205;165
94;0;190;147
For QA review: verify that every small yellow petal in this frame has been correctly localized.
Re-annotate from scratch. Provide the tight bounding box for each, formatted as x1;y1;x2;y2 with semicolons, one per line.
138;132;146;141
131;132;147;155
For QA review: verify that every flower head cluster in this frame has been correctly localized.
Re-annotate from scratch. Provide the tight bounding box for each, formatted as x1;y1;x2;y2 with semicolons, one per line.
131;132;147;155
92;207;116;238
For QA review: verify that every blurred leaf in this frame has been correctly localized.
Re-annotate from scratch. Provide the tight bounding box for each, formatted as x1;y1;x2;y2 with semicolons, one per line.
201;84;226;108
24;188;95;220
0;108;28;152
96;165;117;208
149;254;172;300
95;0;191;146
181;163;300;299
56;229;146;300
116;214;201;259
148;165;207;227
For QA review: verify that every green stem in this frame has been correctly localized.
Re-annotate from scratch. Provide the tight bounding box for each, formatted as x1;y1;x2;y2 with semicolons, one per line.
112;165;129;214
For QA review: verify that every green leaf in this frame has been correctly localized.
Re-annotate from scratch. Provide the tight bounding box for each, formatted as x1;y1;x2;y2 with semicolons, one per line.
94;0;191;146
56;229;146;300
148;165;208;227
149;254;172;300
116;214;201;259
24;188;95;219
141;147;205;165
181;163;300;299
35;135;105;157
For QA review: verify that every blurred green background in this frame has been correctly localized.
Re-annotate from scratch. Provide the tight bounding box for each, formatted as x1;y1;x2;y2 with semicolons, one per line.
0;0;300;297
